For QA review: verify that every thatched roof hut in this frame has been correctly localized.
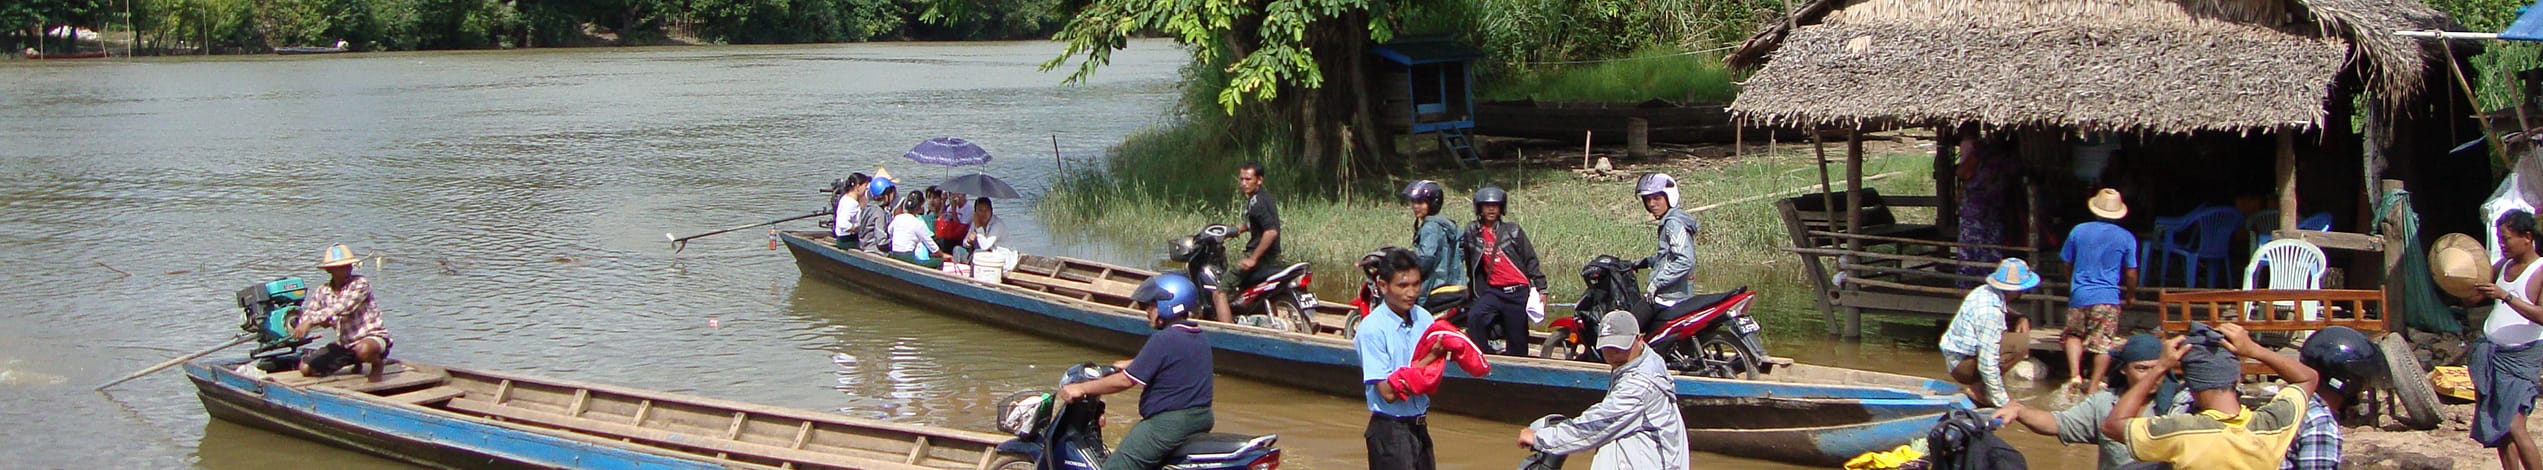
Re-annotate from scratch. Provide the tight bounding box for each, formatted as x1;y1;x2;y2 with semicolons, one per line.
1726;0;2462;133
1728;0;2493;339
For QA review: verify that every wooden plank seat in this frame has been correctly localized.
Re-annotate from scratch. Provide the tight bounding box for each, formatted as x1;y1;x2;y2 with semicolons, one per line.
445;398;927;470
384;385;469;405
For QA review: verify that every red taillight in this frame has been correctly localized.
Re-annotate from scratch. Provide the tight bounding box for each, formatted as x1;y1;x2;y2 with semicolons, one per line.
1247;449;1282;470
1296;272;1312;289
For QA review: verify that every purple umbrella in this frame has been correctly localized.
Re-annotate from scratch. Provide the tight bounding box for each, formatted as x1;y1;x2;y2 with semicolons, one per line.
903;137;992;167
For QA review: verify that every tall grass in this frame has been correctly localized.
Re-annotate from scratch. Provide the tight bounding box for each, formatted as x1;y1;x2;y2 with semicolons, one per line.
1477;46;1743;104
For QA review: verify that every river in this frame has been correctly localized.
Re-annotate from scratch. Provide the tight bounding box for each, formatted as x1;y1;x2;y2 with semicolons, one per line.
0;40;2088;468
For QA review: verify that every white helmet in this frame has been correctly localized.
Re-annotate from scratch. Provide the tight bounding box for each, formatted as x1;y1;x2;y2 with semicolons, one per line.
1635;173;1680;208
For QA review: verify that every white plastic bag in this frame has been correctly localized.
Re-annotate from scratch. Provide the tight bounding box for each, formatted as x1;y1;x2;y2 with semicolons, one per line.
1525;286;1547;324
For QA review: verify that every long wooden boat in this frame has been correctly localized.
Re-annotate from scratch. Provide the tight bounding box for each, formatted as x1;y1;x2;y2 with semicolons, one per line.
780;231;1969;466
275;46;351;55
185;358;1020;469
23;50;108;59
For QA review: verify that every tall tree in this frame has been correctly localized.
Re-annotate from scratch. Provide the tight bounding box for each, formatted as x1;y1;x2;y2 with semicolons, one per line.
1041;0;1427;181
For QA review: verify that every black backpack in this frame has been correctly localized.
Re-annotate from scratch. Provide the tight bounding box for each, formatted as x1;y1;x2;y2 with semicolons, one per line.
1924;409;2027;470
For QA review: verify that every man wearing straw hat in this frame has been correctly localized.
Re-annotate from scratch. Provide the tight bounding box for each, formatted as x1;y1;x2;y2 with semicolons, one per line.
2061;188;2139;395
290;243;393;382
1941;258;2039;408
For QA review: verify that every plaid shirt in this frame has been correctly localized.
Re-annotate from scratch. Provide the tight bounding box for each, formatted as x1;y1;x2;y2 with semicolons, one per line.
1940;286;2010;405
2280;395;2340;470
300;275;388;347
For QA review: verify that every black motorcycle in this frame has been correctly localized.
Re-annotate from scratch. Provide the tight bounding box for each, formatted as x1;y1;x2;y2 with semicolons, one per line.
1168;224;1317;333
1542;255;1771;379
995;363;1282;470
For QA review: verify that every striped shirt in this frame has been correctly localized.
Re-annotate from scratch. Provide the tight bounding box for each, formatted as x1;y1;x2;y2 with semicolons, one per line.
300;275;388;347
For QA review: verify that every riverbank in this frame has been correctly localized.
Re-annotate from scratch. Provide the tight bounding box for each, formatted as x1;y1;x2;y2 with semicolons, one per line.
1039;137;1940;330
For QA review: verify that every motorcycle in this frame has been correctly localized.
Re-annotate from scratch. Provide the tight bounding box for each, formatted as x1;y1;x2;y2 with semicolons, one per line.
995;362;1282;470
1538;255;1771;379
1168;224;1317;333
1337;247;1470;340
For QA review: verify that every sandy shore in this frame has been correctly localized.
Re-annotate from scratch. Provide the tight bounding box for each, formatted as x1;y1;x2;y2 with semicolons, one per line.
2347;401;2512;469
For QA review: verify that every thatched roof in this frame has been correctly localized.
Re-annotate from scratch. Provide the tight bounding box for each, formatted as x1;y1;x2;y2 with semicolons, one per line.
1726;0;2460;133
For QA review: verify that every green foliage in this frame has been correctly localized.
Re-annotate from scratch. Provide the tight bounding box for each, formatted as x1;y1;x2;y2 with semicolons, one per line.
1477;45;1741;103
1043;0;1409;113
2428;0;2543;110
1472;0;1780;69
911;0;1062;39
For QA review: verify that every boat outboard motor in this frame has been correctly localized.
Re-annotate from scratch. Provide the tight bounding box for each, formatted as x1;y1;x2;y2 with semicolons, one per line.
236;278;314;371
994;362;1281;470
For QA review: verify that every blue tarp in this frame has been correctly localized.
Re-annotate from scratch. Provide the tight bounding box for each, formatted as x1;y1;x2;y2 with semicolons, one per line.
2503;4;2543;41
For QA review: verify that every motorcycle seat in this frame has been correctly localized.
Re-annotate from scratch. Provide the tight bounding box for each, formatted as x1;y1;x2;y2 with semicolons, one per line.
1172;433;1278;459
1267;262;1311;280
1675;287;1748;314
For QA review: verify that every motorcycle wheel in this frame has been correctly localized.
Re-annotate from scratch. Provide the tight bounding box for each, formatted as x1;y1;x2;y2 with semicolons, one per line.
1539;328;1573;360
1271;299;1315;334
991;457;1032;470
1342;313;1363;339
1695;329;1762;380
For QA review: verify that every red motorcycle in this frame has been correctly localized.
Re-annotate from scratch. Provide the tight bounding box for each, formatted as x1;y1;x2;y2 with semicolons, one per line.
1342;253;1471;339
1540;255;1771;379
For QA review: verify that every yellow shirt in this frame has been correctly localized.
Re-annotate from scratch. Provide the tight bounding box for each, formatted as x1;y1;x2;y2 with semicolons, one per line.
2124;385;2308;470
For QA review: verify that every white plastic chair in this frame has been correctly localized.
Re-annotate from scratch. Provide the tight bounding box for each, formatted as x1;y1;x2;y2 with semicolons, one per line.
2242;239;2328;320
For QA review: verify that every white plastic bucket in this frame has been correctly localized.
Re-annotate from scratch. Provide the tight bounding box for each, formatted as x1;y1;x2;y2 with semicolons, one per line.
970;250;1012;284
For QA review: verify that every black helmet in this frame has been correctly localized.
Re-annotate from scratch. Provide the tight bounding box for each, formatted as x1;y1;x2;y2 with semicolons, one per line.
1472;186;1508;206
1403;180;1446;214
2298;326;2387;387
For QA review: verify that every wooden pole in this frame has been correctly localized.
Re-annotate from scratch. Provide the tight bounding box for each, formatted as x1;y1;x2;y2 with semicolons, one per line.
2439;42;2513;170
1844;128;1866;339
1935;125;1959;236
1582;130;1594;168
1051;134;1063;176
2277;129;2299;233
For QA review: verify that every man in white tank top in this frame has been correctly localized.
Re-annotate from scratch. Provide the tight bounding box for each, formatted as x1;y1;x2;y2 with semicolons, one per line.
2473;209;2543;469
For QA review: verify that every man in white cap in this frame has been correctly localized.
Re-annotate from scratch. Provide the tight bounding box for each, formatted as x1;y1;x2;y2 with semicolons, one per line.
1516;310;1688;470
291;243;392;381
1942;257;2038;407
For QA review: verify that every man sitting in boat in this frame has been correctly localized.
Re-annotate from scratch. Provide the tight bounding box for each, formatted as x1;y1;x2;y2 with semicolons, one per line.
1058;273;1215;470
2100;322;2317;470
289;244;393;382
963;197;1001;255
1517;309;1688;469
887;191;946;268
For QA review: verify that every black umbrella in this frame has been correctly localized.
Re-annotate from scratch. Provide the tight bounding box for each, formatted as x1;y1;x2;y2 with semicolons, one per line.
940;173;1021;199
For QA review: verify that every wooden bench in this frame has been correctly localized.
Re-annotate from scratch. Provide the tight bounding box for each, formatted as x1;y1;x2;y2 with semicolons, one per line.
446;398;921;470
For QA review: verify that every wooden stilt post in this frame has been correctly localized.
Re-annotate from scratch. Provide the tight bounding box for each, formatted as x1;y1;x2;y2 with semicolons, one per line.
2277;129;2299;234
1812;128;1838;335
1844;128;1867;339
1935;126;1959;236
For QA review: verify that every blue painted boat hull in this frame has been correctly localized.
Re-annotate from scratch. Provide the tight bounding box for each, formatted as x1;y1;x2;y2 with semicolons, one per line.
781;231;1967;465
184;360;725;470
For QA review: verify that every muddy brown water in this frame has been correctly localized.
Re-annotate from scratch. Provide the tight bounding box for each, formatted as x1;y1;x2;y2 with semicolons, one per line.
0;40;2088;468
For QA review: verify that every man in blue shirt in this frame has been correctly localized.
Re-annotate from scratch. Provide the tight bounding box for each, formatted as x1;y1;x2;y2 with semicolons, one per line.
1356;247;1438;470
2061;188;2138;395
1060;273;1215;470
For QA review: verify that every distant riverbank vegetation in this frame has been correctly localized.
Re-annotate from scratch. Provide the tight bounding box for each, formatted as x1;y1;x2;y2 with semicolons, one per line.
6;0;1069;54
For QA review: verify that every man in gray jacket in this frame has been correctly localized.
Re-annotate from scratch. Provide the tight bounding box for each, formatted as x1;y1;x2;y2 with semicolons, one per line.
1635;173;1698;306
1517;310;1688;469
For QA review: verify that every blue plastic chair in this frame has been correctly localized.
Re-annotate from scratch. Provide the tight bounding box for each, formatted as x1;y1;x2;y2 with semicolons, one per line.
2151;206;2246;288
2251;211;2335;250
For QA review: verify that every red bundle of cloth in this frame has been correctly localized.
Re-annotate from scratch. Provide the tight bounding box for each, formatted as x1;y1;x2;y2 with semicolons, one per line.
1385;319;1493;396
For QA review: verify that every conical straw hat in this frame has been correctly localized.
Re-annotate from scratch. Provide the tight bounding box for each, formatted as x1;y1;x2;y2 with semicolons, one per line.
2431;233;2492;301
